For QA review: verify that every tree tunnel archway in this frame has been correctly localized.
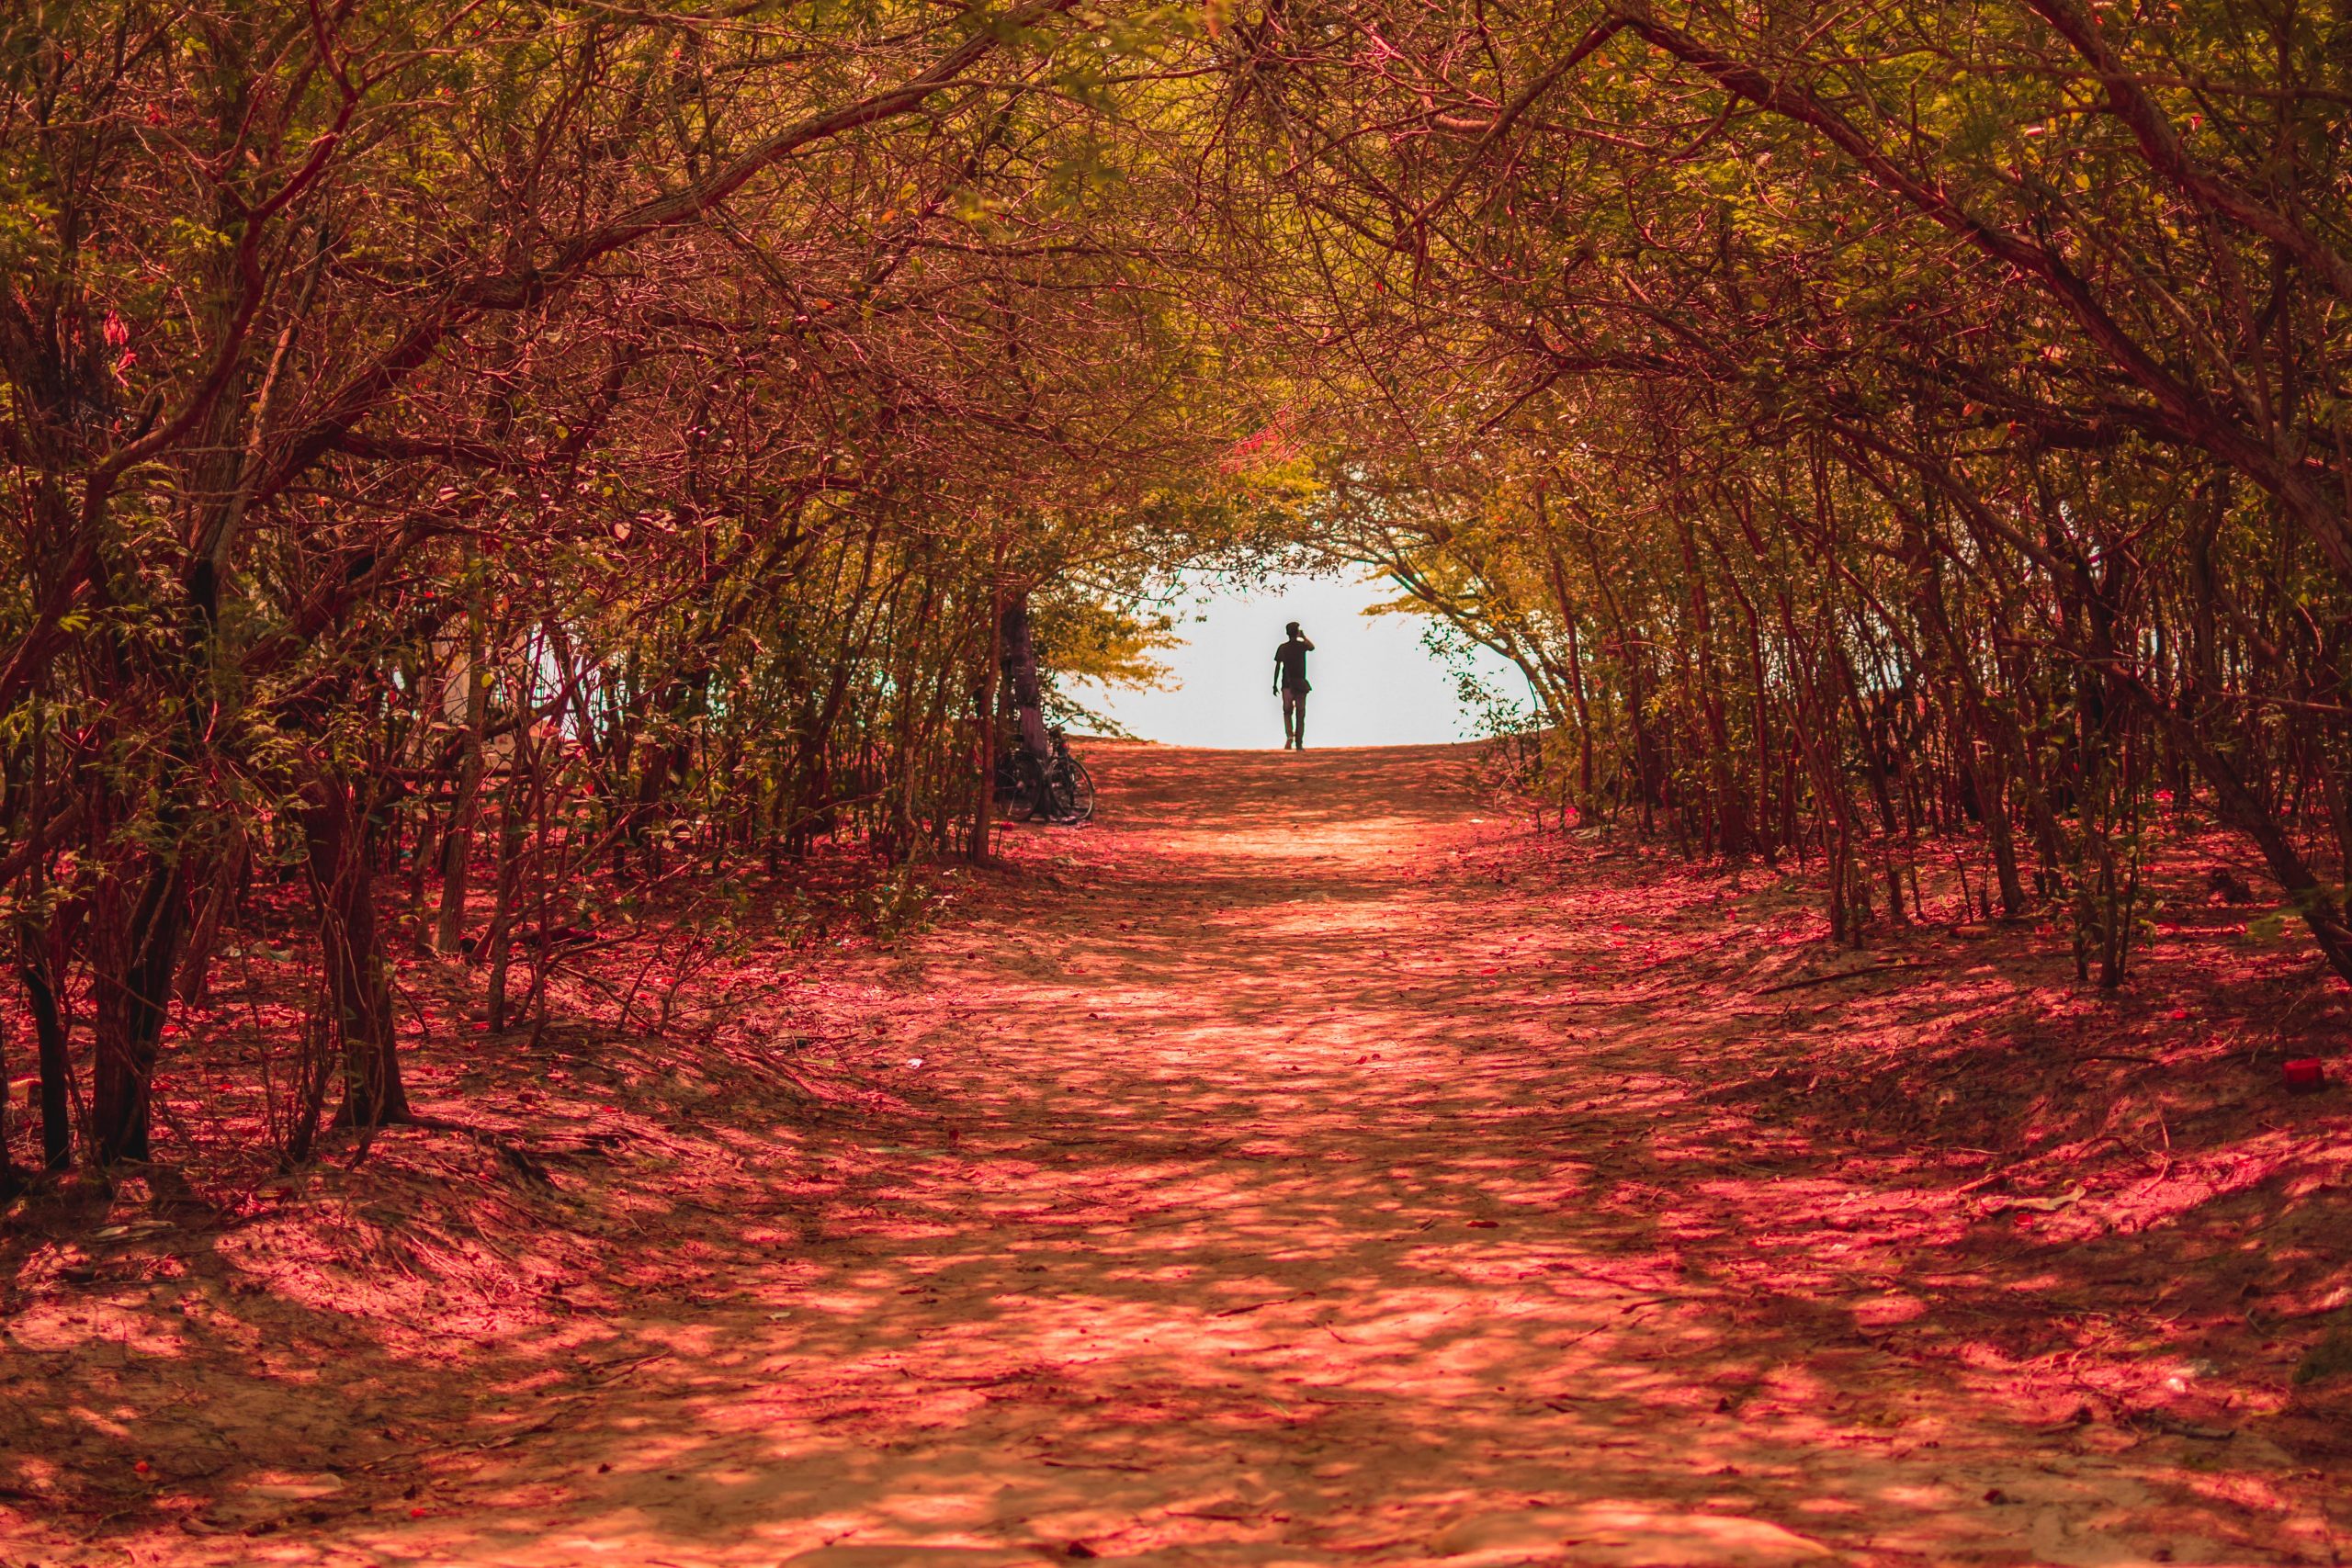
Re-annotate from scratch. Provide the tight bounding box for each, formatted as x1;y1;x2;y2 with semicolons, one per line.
4;0;2351;1177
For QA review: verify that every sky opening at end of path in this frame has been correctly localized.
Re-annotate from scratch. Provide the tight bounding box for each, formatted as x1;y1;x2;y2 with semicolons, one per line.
1064;570;1529;750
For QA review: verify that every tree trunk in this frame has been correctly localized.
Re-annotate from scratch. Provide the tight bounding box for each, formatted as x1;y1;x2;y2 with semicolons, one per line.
1966;740;2030;919
301;768;412;1131
485;762;530;1033
90;860;189;1165
1001;591;1051;763
0;1006;16;1198
15;917;75;1170
1540;539;1597;811
971;570;1006;863
435;597;490;953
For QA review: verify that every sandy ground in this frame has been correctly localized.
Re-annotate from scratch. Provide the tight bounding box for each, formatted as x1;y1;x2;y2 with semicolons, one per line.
5;741;2348;1566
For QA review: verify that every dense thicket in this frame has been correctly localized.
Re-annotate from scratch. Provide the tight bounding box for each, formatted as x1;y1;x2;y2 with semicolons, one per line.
0;0;1273;1180
6;0;2349;1184
1214;0;2352;987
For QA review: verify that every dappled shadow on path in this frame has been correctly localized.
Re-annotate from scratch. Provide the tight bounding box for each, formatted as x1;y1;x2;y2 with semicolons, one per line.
312;741;2345;1568
13;740;2346;1566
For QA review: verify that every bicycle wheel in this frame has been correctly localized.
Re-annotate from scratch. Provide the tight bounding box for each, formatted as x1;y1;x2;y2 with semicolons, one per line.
1011;754;1054;821
1061;758;1095;823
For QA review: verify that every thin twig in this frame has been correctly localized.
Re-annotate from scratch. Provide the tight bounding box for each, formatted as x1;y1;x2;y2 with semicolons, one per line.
1755;960;1933;996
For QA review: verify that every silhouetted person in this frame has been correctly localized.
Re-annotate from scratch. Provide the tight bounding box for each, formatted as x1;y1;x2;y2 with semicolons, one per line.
1273;622;1314;750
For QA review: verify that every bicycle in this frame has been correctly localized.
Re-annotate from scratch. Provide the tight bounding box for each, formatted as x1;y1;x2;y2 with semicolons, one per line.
995;728;1095;824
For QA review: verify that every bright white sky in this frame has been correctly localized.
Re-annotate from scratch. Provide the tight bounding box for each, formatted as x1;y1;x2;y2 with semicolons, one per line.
1064;570;1529;749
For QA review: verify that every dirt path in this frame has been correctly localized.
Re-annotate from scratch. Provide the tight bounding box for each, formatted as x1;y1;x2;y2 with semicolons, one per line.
11;743;2347;1565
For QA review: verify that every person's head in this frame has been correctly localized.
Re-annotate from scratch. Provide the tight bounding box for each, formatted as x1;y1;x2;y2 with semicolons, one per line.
1285;621;1302;639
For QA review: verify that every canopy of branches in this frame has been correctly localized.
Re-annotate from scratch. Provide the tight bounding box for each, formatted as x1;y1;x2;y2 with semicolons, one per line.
3;0;2347;1172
